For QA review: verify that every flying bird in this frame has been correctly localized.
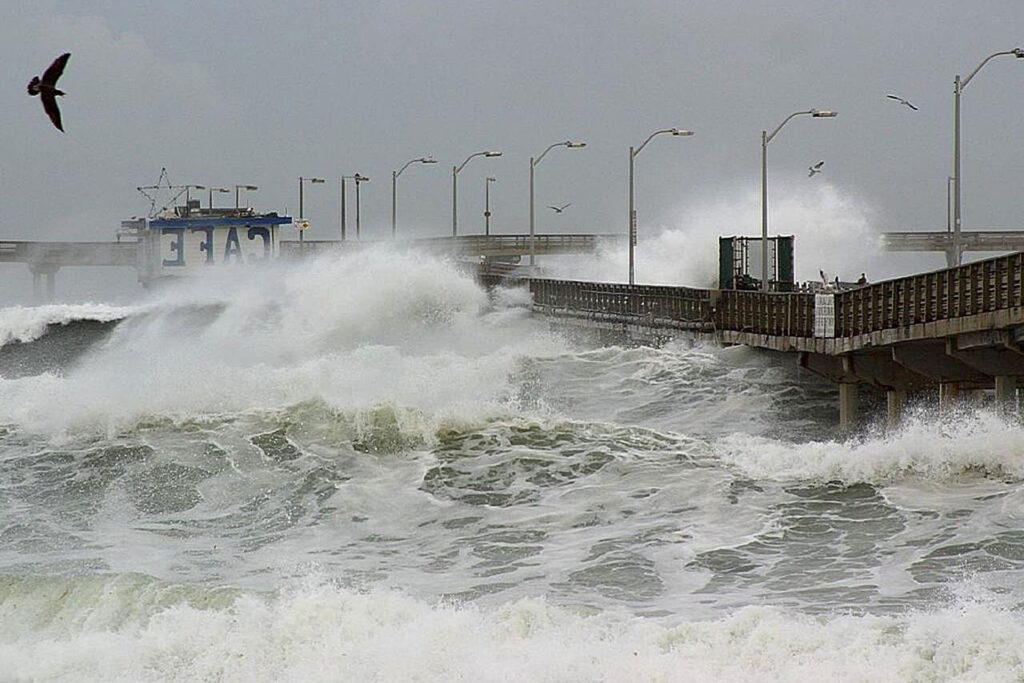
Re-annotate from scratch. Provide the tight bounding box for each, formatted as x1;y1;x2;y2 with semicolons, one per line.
885;93;918;111
27;52;71;132
808;161;824;178
548;203;571;213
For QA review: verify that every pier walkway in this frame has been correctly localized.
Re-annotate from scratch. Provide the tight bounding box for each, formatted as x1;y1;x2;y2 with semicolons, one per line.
0;233;611;299
522;250;1024;427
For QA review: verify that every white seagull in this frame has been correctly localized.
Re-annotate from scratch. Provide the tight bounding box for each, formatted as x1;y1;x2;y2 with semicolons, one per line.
886;93;918;111
808;161;824;178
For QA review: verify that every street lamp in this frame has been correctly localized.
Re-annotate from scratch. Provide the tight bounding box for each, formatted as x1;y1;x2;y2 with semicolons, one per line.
299;176;326;243
628;129;693;285
234;184;258;210
177;184;205;208
485;176;496;235
453;150;502;237
340;174;369;240
760;109;836;292
530;140;586;267
355;173;369;240
952;47;1024;266
392;157;437;239
207;187;230;210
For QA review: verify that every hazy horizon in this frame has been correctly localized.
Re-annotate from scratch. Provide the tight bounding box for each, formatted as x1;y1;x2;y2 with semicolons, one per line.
2;1;1022;302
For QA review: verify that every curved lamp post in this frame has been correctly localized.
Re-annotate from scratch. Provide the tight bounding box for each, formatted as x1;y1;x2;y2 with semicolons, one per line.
952;48;1024;266
530;140;586;266
234;184;258;210
179;184;205;207
392;157;437;239
354;173;369;240
340;174;369;240
453;150;502;237
760;109;836;292
207;187;230;209
298;177;325;243
629;129;692;285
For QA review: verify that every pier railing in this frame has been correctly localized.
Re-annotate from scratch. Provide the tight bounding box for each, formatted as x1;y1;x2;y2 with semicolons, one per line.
835;251;1024;336
715;290;815;337
528;278;714;329
526;250;1024;341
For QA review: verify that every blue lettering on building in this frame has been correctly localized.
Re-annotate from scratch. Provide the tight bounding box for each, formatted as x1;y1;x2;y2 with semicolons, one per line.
190;226;215;264
224;227;242;262
162;228;186;266
247;227;271;261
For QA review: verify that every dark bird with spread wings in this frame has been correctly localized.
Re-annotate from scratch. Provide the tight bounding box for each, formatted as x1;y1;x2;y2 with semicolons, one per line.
27;53;71;132
548;203;571;213
808;161;824;177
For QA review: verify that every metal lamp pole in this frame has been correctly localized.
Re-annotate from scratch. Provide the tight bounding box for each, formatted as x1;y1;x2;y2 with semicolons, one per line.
453;150;502;237
354;174;369;240
234;184;258;211
207;187;229;209
760;109;836;292
298;177;325;243
183;184;205;208
392;157;437;239
485;176;496;235
952;48;1024;266
530;140;586;267
628;129;692;285
339;174;366;240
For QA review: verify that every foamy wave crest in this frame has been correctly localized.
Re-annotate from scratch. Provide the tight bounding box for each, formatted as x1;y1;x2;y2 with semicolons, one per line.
715;408;1024;484
0;248;567;434
0;303;138;346
541;181;885;287
2;574;1024;682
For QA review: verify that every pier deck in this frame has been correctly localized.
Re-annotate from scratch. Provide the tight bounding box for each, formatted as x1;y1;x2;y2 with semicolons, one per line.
523;250;1024;427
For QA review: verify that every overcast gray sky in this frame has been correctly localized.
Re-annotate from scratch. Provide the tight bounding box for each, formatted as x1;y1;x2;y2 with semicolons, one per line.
2;1;1023;302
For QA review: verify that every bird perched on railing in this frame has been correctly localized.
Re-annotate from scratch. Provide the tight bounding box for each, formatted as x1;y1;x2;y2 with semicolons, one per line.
27;52;71;132
808;161;824;178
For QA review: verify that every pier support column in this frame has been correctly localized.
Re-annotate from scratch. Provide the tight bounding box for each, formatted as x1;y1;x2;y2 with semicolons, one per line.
29;265;58;304
839;382;859;431
939;382;959;411
995;376;1018;415
887;389;907;428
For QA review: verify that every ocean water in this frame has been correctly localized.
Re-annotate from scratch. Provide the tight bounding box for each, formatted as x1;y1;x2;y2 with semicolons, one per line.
2;249;1024;682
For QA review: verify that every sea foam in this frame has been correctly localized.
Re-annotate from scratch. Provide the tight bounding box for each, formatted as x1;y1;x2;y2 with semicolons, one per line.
1;574;1022;682
715;407;1024;484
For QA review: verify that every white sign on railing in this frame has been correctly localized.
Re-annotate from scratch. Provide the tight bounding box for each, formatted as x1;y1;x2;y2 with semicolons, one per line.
814;293;835;338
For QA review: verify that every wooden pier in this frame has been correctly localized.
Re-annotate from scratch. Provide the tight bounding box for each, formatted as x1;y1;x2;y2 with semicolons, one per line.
523;250;1024;428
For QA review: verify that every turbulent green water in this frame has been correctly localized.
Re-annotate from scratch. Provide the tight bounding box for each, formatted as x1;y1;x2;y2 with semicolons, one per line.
2;252;1024;681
